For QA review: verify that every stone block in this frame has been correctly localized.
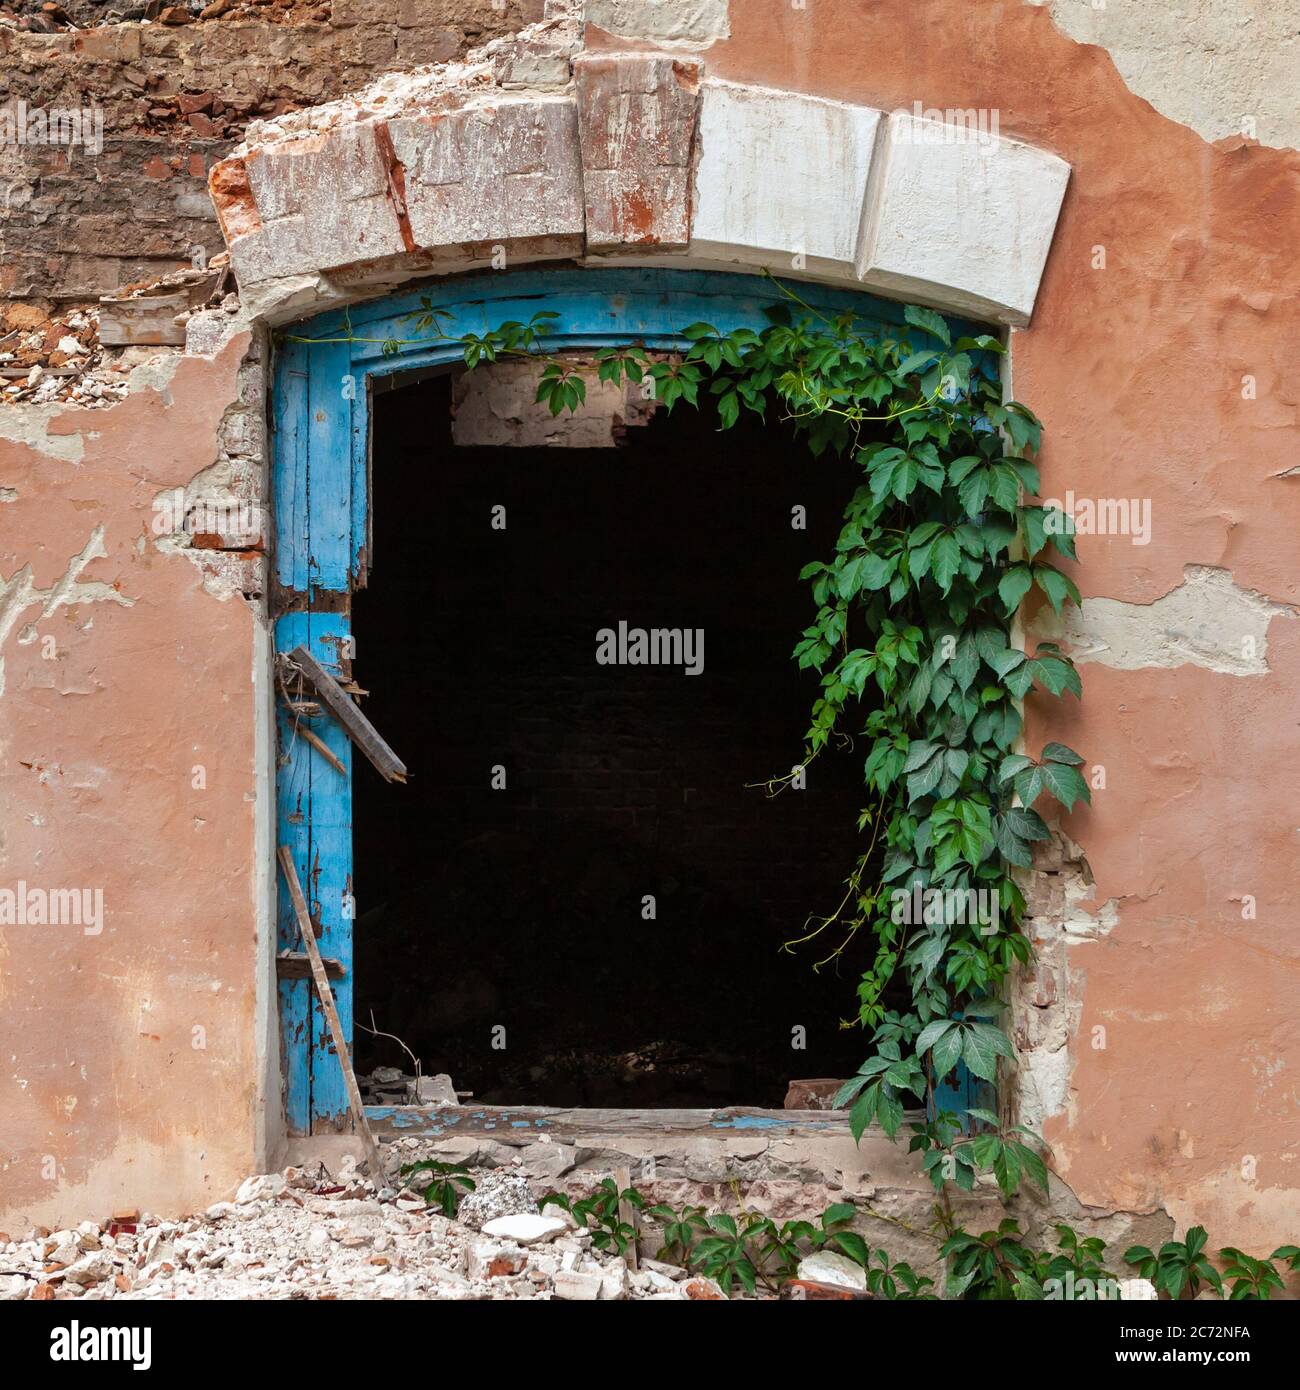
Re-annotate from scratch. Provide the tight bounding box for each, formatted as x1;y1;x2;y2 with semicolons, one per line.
692;81;881;280
858;111;1070;325
575;52;700;249
243;123;408;275
389;97;584;251
552;1268;603;1300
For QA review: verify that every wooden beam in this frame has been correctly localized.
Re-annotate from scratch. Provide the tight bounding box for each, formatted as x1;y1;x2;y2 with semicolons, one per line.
283;646;407;783
277;846;385;1180
613;1163;639;1271
276;950;345;982
291;719;347;776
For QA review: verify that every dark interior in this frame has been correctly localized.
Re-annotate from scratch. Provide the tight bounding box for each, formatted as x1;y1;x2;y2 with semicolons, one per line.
351;368;886;1107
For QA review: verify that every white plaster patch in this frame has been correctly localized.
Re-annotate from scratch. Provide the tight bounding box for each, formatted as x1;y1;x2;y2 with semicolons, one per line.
585;0;730;50
0;525;134;697
0;404;84;463
1036;565;1295;675
125;352;183;401
1011;833;1120;1135
450;356;654;448
692;82;882;280
1028;0;1300;150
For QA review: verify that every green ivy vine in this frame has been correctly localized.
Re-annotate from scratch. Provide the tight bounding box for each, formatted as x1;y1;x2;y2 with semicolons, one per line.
319;276;1092;1205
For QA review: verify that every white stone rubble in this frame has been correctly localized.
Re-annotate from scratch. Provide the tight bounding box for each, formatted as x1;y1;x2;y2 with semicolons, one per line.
0;1155;696;1302
796;1249;869;1291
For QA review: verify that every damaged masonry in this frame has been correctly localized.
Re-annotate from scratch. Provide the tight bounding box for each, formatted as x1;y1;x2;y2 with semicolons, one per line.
0;0;1298;1325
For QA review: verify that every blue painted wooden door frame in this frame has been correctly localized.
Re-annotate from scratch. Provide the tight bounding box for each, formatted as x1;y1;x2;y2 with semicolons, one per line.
271;265;990;1134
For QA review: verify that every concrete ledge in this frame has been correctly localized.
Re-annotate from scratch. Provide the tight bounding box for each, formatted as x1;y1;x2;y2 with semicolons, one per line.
367;1103;870;1142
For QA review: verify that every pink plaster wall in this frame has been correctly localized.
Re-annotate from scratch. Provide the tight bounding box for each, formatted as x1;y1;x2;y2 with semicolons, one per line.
2;0;1297;1251
608;0;1299;1247
0;337;268;1233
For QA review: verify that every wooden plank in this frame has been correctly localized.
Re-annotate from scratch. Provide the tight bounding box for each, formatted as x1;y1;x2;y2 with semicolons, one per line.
301;616;355;1128
337;267;989;368
97;294;188;347
349;345;370;589
274;611;314;1133
307;338;354;595
278;845;384;1180
276;950;345;981
285;644;407;783
98;273;219;346
613;1163;638;1270
272;341;311;595
292;719;346;776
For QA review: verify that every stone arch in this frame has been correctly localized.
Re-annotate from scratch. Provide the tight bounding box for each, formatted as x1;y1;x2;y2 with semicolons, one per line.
208;43;1070;329
220;21;1074;1135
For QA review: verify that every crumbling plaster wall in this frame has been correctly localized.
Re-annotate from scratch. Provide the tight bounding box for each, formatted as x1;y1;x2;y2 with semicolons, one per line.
0;0;541;1237
589;0;1300;1251
1;0;1298;1250
0;319;281;1233
1027;0;1300;150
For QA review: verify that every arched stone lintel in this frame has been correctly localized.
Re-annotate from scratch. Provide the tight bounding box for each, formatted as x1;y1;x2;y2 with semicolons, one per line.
209;52;1069;329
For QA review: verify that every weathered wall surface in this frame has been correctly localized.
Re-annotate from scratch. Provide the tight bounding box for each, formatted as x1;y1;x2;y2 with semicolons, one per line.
589;0;1300;1250
2;0;1298;1253
0;329;276;1232
0;1;542;301
1027;0;1300;150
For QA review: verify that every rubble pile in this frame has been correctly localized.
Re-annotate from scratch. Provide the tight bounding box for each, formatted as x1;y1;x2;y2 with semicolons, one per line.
0;265;238;409
0;302;123;406
0;1153;725;1302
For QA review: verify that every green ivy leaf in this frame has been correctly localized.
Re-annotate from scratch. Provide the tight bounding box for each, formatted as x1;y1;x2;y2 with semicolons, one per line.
903;304;952;348
930;533;963;593
1033;564;1080;615
962;1022;1014;1082
998;565;1034;613
1039;760;1091;812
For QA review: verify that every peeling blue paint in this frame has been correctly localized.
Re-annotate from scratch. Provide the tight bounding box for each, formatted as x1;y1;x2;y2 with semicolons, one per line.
275;267;988;1136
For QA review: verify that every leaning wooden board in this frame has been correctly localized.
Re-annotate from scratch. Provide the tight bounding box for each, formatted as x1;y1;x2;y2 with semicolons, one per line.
277;845;385;1179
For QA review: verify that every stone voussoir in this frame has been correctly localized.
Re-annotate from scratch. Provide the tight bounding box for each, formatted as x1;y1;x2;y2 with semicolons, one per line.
858;109;1071;326
388;95;585;253
690;79;882;281
574;50;702;250
209;43;1071;328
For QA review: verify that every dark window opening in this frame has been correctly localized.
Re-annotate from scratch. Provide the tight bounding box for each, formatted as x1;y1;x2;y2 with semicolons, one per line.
352;369;893;1108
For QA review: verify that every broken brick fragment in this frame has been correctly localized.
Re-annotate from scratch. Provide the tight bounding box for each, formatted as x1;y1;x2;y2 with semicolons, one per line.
780;1279;874;1301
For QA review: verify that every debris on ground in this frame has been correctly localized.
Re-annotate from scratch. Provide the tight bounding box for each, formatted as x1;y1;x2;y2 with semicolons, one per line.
359;1067;459;1107
0;1153;721;1301
455;1171;538;1232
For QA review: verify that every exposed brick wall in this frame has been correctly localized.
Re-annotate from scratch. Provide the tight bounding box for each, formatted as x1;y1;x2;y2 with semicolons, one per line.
0;1;542;299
